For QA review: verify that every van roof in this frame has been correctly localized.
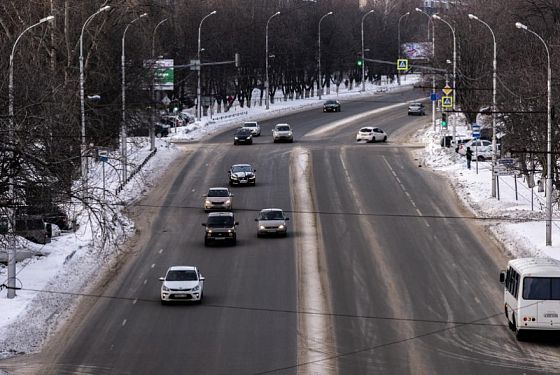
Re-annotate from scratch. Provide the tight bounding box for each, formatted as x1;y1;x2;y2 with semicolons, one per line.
508;257;560;277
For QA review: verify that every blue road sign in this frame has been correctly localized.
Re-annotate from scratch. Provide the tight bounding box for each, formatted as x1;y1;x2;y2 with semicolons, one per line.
472;124;480;139
431;93;437;101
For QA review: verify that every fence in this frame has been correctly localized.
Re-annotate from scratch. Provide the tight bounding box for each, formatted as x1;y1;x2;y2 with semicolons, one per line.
210;110;248;122
115;148;157;195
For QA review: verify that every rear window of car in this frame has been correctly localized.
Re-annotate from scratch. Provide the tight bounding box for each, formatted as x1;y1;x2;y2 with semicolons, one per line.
360;128;373;133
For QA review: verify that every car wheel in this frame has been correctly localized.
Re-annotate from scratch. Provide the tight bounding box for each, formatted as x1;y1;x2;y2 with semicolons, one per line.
249;140;253;145
161;300;168;305
257;232;262;238
289;139;294;143
273;139;277;143
383;136;387;142
204;238;210;247
156;132;163;138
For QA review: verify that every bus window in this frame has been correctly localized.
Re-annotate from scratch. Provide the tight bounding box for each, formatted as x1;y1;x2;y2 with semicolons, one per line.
523;277;560;300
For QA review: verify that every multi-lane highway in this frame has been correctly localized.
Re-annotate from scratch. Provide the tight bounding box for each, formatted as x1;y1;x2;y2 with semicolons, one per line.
8;88;560;374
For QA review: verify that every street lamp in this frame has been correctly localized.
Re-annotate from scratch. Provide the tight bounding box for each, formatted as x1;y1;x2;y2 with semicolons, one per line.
361;10;374;92
149;18;168;151
121;13;148;184
6;15;54;299
80;5;111;195
397;11;410;85
433;14;456;143
318;11;333;99
265;11;280;110
469;14;498;198
516;21;553;246
197;10;216;121
416;8;436;132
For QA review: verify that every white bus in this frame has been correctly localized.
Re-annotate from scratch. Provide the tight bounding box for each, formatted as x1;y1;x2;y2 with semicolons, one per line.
500;257;560;339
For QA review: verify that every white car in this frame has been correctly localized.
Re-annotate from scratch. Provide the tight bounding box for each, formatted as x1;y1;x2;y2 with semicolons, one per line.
458;139;497;161
242;121;261;136
356;127;387;142
159;266;205;304
273;123;294;143
255;208;289;237
203;187;233;211
228;164;256;186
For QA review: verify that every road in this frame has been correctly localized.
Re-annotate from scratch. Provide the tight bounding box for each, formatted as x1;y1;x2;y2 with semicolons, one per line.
6;87;560;374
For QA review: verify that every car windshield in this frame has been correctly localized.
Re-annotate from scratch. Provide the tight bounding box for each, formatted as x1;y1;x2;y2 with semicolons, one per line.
166;270;198;281
360;128;372;133
232;165;253;173
244;123;257;127
276;126;290;131
208;189;228;197
325;100;337;104
259;211;284;220
236;129;251;135
410;103;422;107
207;216;234;227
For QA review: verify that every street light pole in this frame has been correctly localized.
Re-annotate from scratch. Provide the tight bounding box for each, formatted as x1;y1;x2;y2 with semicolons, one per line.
433;15;456;146
265;11;280;110
516;22;553;246
416;8;436;132
469;14;498;198
197;10;216;121
150;18;167;151
397;12;410;85
361;10;374;92
318;11;333;99
121;13;148;185
6;15;54;299
80;5;111;197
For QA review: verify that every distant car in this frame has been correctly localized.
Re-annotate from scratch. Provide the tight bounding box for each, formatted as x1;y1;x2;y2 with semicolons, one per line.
203;187;233;212
234;128;253;145
323;100;341;112
179;112;196;124
408;102;426;116
154;123;170;138
273;123;293;143
228;164;256;186
159;266;204;304
242;121;261;136
458;139;497;161
356;127;387;143
160;115;186;127
255;208;289;237
202;212;238;246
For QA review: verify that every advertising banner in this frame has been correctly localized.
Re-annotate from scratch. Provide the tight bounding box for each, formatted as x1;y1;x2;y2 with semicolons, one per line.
401;42;433;60
144;59;174;90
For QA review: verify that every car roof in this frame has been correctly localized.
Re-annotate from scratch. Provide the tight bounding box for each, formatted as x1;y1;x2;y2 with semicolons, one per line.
409;102;423;106
167;266;197;272
275;123;290;127
207;212;234;217
243;121;258;125
209;187;229;191
360;126;374;130
325;100;338;103
509;258;560;277
259;208;283;212
231;163;252;168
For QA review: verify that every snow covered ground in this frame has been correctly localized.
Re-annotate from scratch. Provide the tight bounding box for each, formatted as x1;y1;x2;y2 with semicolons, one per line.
1;76;558;360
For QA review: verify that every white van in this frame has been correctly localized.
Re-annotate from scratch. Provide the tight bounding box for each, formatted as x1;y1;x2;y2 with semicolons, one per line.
500;257;560;339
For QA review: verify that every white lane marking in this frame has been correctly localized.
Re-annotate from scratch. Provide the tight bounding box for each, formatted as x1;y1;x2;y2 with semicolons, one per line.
151;264;155;269
291;147;336;375
132;299;137;305
158;249;163;254
121;319;127;327
416;208;423;217
305;97;425;138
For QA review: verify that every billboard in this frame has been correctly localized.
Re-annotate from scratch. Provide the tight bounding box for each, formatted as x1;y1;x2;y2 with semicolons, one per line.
144;59;174;90
401;42;433;60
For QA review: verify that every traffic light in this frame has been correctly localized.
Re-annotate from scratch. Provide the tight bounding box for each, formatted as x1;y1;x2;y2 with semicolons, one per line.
441;113;447;128
356;52;363;67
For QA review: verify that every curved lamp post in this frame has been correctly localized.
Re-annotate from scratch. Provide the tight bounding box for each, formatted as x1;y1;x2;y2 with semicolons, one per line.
318;11;333;99
516;21;553;246
7;15;54;299
197;10;216;120
361;10;374;92
265;11;280;110
80;5;111;194
121;13;148;183
469;14;498;198
149;18;168;151
397;11;410;85
416;8;436;131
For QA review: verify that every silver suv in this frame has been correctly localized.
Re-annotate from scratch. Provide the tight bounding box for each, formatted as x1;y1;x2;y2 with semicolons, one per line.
242;121;261;136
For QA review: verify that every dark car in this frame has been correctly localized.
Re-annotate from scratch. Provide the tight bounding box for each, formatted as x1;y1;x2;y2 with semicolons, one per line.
323;100;341;112
155;123;170;138
202;212;238;246
234;128;253;145
408;102;425;116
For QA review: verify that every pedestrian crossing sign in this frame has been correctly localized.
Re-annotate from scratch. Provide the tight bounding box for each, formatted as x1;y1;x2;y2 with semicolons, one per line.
397;59;408;71
442;96;453;108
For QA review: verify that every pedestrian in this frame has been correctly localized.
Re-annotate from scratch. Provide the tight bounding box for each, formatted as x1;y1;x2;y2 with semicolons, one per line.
466;146;473;169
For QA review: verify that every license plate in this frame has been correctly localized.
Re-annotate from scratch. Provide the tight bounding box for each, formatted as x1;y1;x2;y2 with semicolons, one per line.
175;294;187;298
240;180;247;183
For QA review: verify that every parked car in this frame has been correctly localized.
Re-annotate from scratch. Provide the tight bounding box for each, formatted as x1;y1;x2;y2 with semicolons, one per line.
160;115;185;127
228;164;256;186
323;100;341;112
154;123;170;138
458;139;498;160
255;208;289;237
203;187;233;212
272;123;293;143
202;212;238;246
408;102;426;116
242;121;261;136
356;127;387;143
234;128;253;145
159;266;204;304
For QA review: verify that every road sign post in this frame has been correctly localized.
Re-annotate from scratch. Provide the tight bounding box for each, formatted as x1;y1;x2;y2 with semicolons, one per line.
397;59;408;71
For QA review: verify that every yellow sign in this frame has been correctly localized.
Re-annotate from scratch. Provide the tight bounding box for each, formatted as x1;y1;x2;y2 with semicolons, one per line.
442;84;452;96
442;96;453;108
397;59;408;71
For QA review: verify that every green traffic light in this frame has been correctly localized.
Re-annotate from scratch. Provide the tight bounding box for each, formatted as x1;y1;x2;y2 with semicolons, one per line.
357;59;363;67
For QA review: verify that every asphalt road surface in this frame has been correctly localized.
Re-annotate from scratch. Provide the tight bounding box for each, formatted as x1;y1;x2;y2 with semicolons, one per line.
5;88;560;374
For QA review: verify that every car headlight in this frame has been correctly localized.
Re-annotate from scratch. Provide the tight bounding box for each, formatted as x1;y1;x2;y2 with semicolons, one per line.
278;224;285;229
192;285;200;292
259;225;265;230
205;200;211;205
227;229;232;233
162;285;169;292
207;229;212;234
247;135;252;139
231;175;238;179
249;175;255;179
234;137;239;140
225;199;231;205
